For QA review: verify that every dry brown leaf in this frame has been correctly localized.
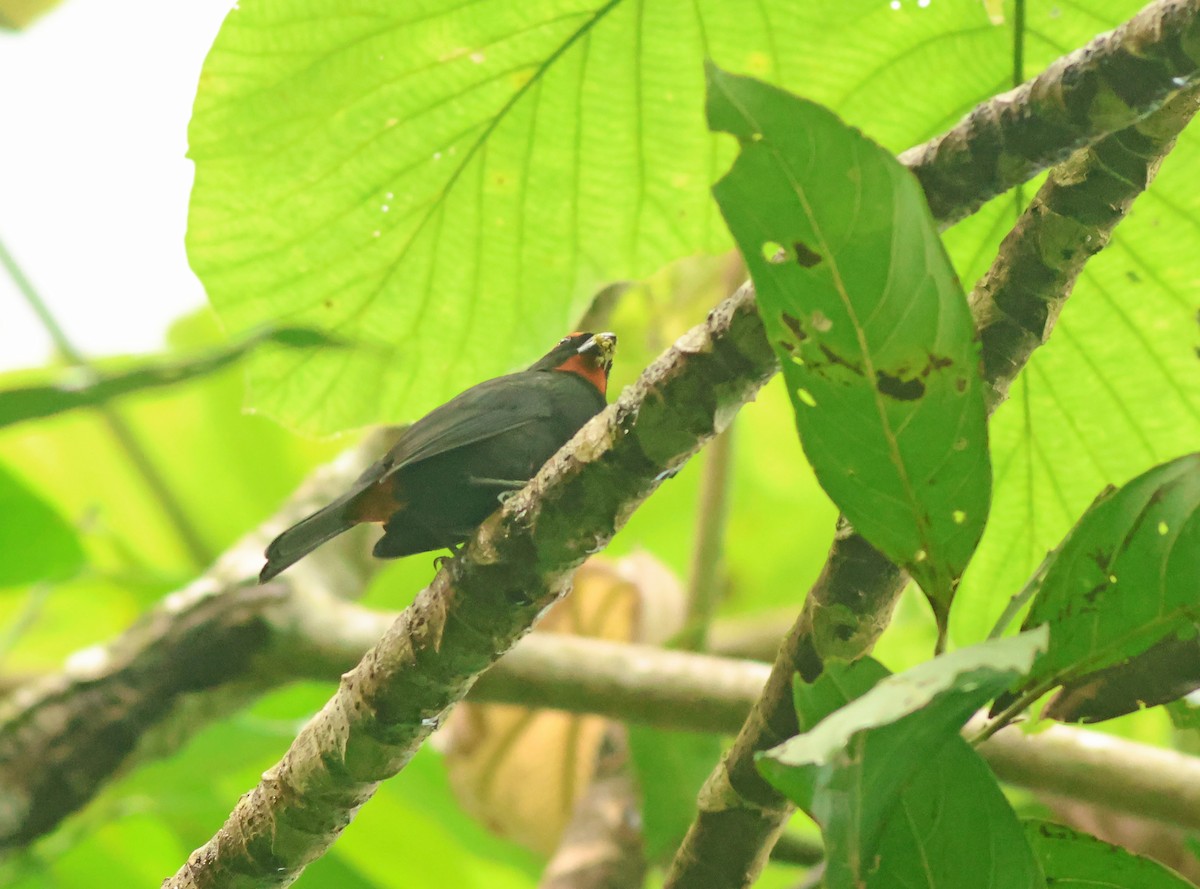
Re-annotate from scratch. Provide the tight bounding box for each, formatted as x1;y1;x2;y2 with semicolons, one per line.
437;552;684;854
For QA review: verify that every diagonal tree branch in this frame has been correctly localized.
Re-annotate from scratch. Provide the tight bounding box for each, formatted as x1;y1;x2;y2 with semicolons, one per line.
0;435;388;850
5;1;1198;877
900;0;1200;225
663;81;1200;889
163;286;777;888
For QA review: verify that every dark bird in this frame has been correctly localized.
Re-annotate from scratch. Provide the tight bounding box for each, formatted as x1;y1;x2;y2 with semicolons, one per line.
259;331;617;583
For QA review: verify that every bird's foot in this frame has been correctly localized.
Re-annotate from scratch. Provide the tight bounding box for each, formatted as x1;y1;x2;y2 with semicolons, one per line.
469;477;528;504
432;542;464;572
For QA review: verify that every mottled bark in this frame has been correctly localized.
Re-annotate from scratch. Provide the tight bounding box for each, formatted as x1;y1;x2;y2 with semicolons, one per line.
901;0;1200;225
0;437;386;850
164;286;776;888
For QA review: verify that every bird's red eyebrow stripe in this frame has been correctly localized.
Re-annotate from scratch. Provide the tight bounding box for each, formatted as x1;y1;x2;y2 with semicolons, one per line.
554;353;607;394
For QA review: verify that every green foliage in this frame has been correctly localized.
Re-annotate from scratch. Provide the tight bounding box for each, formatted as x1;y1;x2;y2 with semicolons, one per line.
0;460;83;588
188;0;760;434
707;64;991;642
6;0;1200;886
768;657;890;811
627;725;723;862
1011;455;1200;697
0;310;340;668
1025;820;1197;888
759;643;1046;889
865;737;1044;889
1168;695;1200;732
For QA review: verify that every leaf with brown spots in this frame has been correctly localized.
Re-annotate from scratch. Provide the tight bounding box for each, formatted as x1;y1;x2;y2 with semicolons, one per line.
1010;454;1200;703
707;65;991;643
1025;820;1196;888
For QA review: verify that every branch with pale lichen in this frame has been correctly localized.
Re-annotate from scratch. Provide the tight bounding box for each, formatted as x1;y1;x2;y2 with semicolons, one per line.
473;635;1200;834
662;80;1200;889
973;85;1200;407
161;287;777;889
3;0;1198;876
8;584;1200;848
900;0;1200;224
0;435;391;849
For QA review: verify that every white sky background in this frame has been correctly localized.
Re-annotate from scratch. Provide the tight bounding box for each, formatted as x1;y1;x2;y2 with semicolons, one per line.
0;0;234;371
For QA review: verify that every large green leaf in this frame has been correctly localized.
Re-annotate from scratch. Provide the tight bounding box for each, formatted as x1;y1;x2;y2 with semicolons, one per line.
189;0;742;434
0;459;84;588
1012;453;1200;691
187;0;1030;436
759;636;1046;889
678;0;1197;653
759;632;1043;825
864;735;1043;889
1025;820;1197;888
707;65;991;638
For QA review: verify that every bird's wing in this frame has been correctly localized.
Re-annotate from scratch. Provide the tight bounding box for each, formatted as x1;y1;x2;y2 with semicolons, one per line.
378;374;553;478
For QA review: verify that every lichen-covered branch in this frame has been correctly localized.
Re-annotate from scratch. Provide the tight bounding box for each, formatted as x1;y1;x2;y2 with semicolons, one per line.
662;75;1200;889
0;437;389;850
973;85;1200;408
6;3;1198;877
900;0;1200;225
163;286;777;889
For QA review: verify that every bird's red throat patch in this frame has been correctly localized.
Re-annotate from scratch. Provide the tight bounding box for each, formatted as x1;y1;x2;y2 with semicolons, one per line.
554;354;608;395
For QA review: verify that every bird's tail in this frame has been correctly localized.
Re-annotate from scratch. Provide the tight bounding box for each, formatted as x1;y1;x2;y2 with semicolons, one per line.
260;497;356;583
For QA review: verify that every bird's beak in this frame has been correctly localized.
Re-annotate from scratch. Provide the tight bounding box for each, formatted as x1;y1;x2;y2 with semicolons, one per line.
577;331;617;364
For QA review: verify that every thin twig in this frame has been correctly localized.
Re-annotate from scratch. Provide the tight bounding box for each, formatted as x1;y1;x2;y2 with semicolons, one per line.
539;726;647;889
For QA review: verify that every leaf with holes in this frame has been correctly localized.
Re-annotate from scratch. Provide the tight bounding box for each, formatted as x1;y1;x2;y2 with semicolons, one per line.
1012;453;1200;698
707;65;991;641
